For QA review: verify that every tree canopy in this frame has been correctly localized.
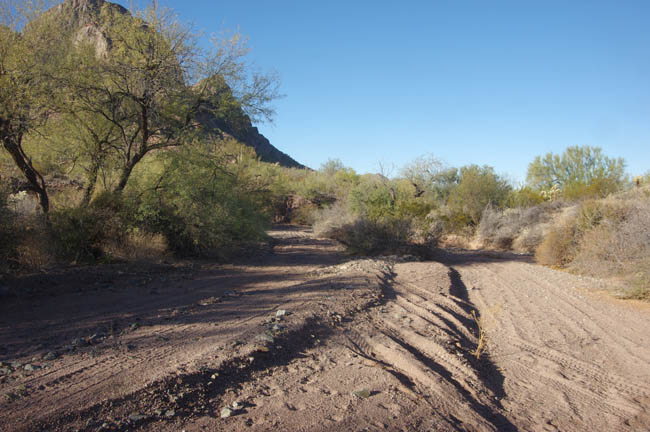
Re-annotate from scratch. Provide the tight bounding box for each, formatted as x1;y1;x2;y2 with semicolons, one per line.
526;146;626;197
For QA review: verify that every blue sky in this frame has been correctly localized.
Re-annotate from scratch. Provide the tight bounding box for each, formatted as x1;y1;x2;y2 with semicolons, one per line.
134;0;649;181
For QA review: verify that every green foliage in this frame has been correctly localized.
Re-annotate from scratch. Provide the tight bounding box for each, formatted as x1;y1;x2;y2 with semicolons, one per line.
446;165;511;226
527;146;626;199
134;140;271;258
49;191;130;262
507;186;545;208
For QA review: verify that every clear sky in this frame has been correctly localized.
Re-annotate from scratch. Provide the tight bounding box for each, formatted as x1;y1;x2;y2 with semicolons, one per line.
133;0;649;181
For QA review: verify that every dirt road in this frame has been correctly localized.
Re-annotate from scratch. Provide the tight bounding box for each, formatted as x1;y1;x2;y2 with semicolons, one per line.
1;227;649;431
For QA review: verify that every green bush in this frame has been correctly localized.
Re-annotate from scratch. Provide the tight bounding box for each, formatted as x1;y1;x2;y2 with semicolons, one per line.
506;186;545;208
50;192;130;262
446;165;511;227
134;143;272;259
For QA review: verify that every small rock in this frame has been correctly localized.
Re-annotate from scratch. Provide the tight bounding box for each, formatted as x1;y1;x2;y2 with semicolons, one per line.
231;400;243;410
256;333;274;344
247;356;255;364
23;364;39;372
276;309;288;318
0;367;11;375
272;324;283;332
211;373;219;379
88;333;104;344
129;322;140;331
43;351;59;361
164;409;175;418
353;389;372;399
221;407;233;418
128;414;146;422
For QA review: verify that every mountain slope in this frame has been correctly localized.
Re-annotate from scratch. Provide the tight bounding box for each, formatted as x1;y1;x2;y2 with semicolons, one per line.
49;0;304;169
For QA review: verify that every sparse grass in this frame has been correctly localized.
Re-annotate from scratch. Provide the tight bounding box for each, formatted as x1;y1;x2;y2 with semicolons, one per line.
470;310;488;360
470;304;501;360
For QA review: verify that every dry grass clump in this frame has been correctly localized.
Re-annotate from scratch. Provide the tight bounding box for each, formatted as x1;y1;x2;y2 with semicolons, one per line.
478;203;557;253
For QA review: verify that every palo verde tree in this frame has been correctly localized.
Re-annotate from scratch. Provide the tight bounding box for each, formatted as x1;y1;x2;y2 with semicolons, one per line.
527;145;626;198
57;1;280;195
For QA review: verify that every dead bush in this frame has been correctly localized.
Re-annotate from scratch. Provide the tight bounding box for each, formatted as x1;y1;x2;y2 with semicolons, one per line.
313;201;357;238
570;198;650;297
512;224;548;253
478;203;555;252
535;222;580;267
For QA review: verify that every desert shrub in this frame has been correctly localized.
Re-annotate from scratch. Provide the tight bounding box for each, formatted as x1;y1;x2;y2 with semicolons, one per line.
313;201;357;237
478;204;554;252
570;198;650;297
102;230;168;261
512;224;547;253
49;191;131;262
327;216;412;256
446;165;511;227
507;186;545;208
134;143;272;259
535;194;650;299
535;222;580;266
0;185;56;271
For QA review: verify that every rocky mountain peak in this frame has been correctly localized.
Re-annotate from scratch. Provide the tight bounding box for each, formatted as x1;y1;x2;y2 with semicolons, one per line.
67;0;104;11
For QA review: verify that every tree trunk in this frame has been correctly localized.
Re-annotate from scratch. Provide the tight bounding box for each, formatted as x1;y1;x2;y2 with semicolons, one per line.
81;158;101;206
1;130;50;215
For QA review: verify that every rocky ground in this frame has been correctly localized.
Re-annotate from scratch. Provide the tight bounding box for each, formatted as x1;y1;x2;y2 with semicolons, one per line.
1;227;649;431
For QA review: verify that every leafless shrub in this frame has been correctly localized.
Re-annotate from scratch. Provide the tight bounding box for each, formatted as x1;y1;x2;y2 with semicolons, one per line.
478;203;555;252
313;201;356;238
570;198;650;297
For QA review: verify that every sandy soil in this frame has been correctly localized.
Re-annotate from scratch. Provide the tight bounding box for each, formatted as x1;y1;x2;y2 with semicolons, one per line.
0;227;649;431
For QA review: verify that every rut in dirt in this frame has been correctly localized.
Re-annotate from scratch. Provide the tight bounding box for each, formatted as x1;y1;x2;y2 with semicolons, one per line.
2;228;650;432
